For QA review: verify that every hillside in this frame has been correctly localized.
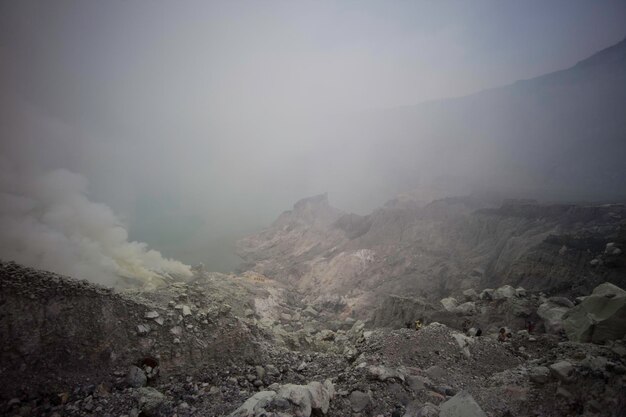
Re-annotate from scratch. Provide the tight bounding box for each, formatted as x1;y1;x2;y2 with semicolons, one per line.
237;194;626;317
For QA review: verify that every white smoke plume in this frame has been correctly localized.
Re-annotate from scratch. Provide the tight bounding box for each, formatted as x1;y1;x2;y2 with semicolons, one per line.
0;160;192;287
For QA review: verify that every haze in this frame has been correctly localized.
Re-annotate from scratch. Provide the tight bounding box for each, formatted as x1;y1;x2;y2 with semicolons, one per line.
1;0;625;277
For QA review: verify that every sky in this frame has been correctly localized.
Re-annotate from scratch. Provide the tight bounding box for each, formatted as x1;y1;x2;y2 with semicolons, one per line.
1;0;625;274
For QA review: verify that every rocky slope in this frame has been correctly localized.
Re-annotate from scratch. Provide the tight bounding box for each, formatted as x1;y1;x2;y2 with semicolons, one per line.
237;194;626;318
2;194;626;416
2;260;626;416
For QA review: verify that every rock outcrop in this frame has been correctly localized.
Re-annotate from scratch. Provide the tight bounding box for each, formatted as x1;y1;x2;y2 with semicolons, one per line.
238;196;626;317
563;282;626;343
0;261;264;398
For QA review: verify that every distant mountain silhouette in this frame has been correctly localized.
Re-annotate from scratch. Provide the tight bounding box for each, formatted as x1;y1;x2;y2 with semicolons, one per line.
335;37;626;203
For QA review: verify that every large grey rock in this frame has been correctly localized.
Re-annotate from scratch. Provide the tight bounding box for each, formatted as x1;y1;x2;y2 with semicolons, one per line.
493;285;517;300
126;365;147;388
455;301;476;315
451;332;474;358
537;301;570;334
229;390;277;417
305;380;333;414
368;365;405;382
405;375;430;392
136;324;150;335
549;361;575;383
605;242;622;256
229;380;334;417
424;365;447;381
349;390;371;412
439;391;487;417
144;311;160;319
440;297;458;312
563;282;626;343
462;289;479;301
136;387;166;417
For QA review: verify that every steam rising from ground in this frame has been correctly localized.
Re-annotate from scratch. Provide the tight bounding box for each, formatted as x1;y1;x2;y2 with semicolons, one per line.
0;162;192;287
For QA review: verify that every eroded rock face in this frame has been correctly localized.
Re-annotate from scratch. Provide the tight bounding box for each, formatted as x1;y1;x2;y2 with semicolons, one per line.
563;282;626;343
0;261;262;398
237;195;626;316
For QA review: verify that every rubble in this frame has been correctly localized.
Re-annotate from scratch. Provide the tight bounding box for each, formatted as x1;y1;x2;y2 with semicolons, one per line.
2;251;626;417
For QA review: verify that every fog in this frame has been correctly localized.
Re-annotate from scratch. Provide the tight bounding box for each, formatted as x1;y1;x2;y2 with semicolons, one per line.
1;1;625;278
0;162;191;286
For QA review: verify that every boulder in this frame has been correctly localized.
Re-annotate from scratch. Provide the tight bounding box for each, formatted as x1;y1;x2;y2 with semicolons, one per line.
515;287;527;297
349;390;371;412
537;301;570;334
137;324;150;335
126;365;147;388
405;375;429;392
563;282;626;343
229;390;277;417
181;305;192;316
549;361;575;383
229;380;334;417
424;365;447;381
368;365;405;382
455;301;476;315
493;285;517;300
462;289;479;301
136;387;167;417
275;384;313;416
439;391;487;417
440;297;458;312
144;311;159;319
452;332;474;358
605;242;622;256
305;380;333;414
